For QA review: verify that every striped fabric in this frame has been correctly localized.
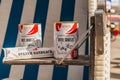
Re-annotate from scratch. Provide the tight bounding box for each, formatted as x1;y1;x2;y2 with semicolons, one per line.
0;0;88;80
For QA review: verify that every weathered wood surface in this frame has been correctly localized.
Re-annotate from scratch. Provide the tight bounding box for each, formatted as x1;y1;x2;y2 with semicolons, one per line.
89;16;95;80
93;10;110;80
3;55;90;66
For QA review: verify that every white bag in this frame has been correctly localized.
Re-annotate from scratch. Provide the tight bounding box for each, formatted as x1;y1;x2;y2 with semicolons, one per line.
3;47;54;61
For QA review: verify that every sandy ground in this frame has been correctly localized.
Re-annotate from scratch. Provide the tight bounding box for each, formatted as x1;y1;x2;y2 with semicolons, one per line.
111;35;120;80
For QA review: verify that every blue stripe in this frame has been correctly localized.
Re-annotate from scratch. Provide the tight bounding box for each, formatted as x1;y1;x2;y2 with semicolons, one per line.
34;0;49;42
107;0;111;2
52;0;75;80
23;0;49;80
60;0;75;21
83;39;89;80
83;16;89;80
0;0;24;79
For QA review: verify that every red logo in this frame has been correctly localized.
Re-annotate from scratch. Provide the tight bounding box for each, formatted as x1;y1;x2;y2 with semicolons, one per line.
27;24;38;35
33;47;38;51
56;22;62;31
19;24;23;33
66;23;78;34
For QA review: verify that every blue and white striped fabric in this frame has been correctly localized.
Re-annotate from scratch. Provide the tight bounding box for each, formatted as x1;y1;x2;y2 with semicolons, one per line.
0;0;89;80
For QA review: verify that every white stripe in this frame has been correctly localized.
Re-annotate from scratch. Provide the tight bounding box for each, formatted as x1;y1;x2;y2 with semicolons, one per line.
37;0;62;80
9;0;37;79
67;0;88;80
0;0;12;53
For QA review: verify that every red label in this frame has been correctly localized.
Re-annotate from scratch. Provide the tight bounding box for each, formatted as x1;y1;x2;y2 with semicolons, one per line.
71;49;78;59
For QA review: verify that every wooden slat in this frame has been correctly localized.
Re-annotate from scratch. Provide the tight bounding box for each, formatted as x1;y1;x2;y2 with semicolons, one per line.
95;10;104;55
89;17;95;80
3;55;90;66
